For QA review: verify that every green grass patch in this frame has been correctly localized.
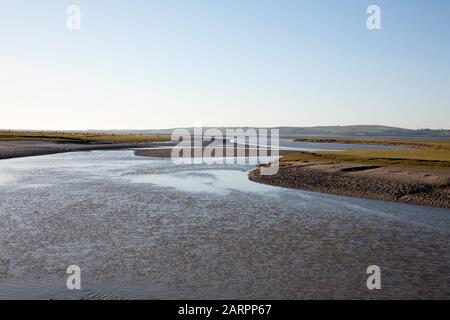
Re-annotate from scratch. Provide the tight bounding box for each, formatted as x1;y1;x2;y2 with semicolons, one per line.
284;139;450;169
293;137;450;151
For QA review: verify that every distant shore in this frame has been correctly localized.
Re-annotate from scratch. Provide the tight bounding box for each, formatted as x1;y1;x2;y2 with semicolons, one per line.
0;141;175;160
0;131;173;160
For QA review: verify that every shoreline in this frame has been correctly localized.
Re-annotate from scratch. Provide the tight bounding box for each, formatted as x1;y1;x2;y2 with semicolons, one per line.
0;141;175;160
2;140;449;209
134;145;281;158
249;161;450;209
135;146;450;209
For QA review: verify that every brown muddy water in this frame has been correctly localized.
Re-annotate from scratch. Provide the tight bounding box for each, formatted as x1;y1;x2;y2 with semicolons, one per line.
0;150;448;299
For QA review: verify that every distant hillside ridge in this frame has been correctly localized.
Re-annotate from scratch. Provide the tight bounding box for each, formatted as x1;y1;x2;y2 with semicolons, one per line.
4;125;450;139
274;125;450;138
136;125;450;139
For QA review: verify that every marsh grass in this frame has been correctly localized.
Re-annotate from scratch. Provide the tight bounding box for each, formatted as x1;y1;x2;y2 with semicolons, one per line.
0;131;170;144
294;137;450;151
285;138;450;168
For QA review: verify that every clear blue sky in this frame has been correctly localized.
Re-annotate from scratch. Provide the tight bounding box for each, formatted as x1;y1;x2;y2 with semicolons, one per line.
1;0;449;130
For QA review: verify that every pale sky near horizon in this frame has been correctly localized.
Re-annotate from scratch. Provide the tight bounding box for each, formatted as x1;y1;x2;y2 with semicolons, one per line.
1;0;449;130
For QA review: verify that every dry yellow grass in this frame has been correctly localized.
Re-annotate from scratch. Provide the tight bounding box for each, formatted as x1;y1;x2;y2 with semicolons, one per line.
0;131;170;143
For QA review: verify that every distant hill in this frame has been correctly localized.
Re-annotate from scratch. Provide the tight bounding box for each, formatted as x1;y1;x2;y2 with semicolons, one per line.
14;125;450;139
132;125;450;139
274;125;450;138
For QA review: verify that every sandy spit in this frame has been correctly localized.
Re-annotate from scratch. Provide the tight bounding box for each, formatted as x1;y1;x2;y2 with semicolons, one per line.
249;161;450;209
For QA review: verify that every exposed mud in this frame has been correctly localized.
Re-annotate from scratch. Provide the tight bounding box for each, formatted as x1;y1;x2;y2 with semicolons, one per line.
250;162;450;209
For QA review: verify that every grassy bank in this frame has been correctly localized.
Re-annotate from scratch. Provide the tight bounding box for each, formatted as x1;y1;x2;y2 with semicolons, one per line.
0;131;171;144
285;138;450;168
293;137;450;151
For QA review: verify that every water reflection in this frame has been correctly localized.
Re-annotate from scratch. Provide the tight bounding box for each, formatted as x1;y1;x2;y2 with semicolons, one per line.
127;169;278;194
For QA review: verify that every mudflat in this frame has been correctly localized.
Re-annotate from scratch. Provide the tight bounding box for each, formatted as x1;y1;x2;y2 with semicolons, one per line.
135;145;281;158
248;138;450;209
250;161;450;209
0;131;173;159
0;141;175;160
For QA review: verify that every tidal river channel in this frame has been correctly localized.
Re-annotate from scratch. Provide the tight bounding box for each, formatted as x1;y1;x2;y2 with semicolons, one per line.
0;149;448;299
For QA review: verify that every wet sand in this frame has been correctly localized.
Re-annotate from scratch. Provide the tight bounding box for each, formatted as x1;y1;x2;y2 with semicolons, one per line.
135;146;281;158
250;161;450;209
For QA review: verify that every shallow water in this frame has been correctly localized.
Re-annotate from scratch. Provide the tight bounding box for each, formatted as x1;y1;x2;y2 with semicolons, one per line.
0;150;448;299
228;138;408;151
273;138;409;151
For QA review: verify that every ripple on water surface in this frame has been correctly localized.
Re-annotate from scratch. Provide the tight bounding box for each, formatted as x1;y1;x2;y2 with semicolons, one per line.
0;150;448;299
